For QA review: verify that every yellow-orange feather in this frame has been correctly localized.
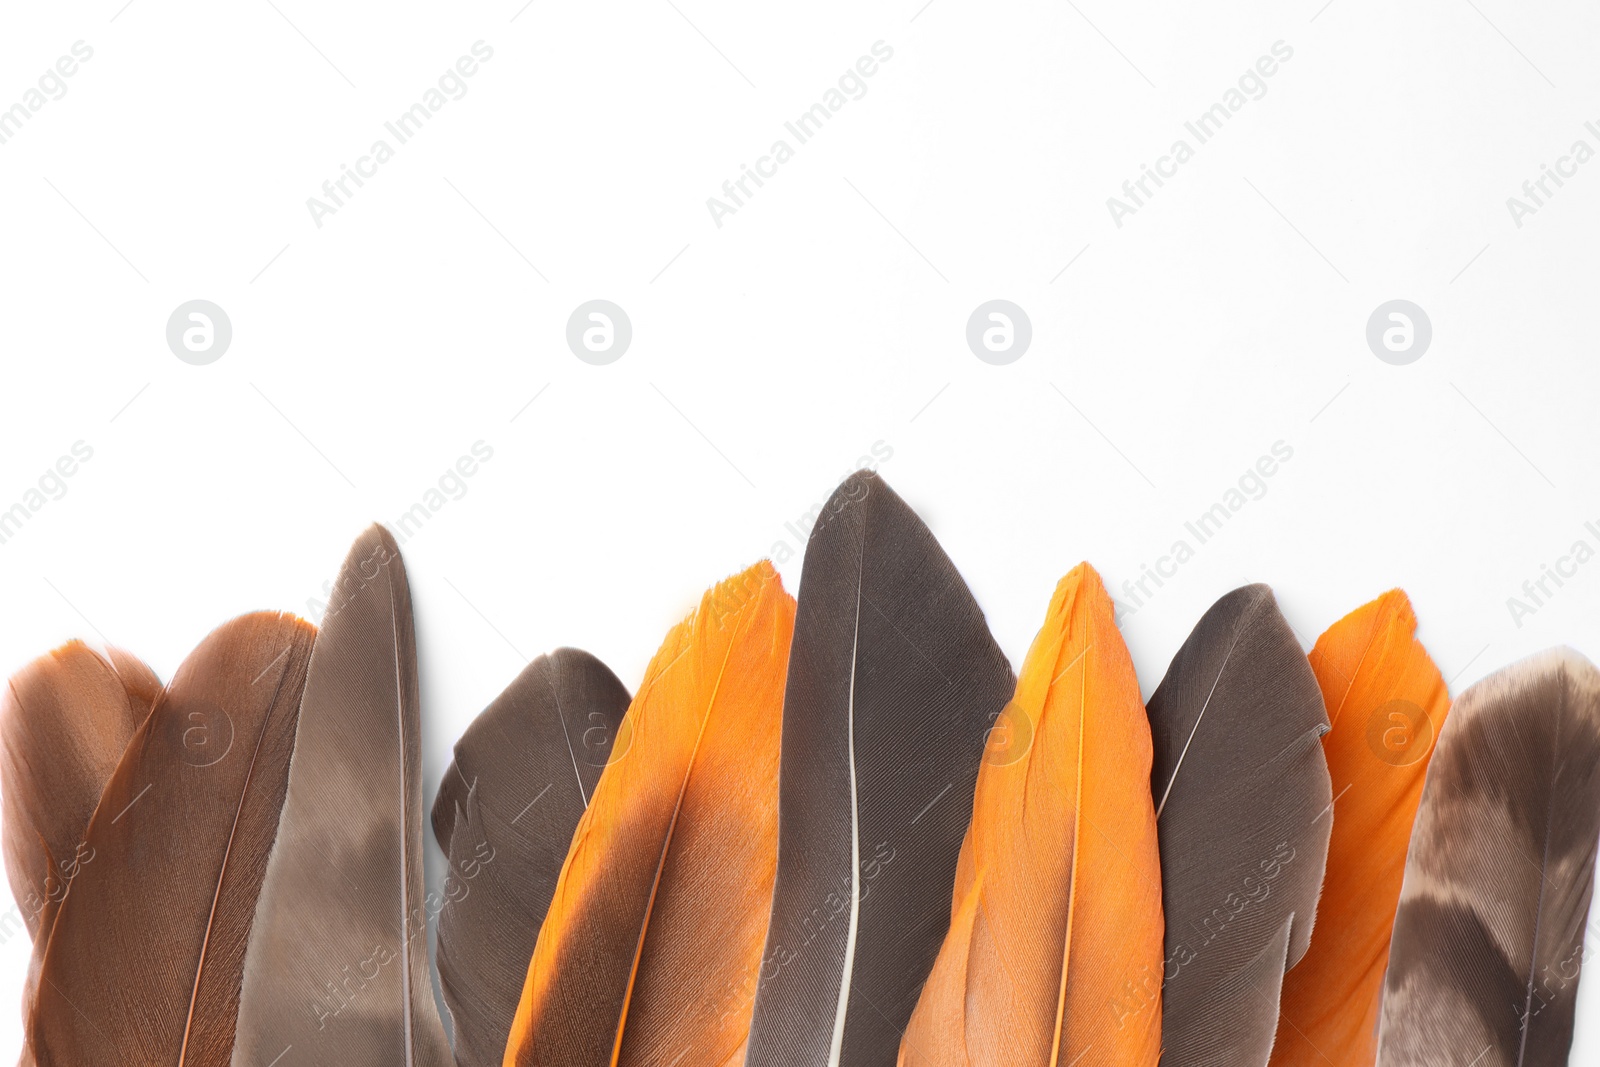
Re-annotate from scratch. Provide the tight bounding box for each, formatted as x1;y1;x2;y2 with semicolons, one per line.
1269;589;1450;1067
899;563;1163;1067
504;562;795;1067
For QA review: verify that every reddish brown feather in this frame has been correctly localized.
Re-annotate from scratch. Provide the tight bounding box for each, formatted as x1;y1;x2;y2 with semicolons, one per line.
26;613;314;1067
1;641;158;943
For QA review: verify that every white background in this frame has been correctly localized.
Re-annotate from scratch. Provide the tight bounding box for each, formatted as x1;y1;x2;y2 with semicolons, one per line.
2;0;1598;1059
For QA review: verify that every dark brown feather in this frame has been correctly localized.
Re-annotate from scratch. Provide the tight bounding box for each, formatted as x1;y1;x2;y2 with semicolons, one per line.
26;614;314;1066
742;471;1015;1067
1377;648;1600;1067
231;526;451;1067
1145;584;1333;1067
431;648;631;1067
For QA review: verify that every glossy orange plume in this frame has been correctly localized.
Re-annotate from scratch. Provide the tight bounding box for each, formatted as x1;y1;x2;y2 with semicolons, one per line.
1269;589;1451;1067
504;561;795;1067
899;563;1163;1067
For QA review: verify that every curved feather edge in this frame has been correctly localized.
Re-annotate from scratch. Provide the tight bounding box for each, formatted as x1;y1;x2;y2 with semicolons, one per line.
231;525;451;1067
27;613;315;1067
1377;647;1600;1067
1146;584;1332;1067
433;648;631;1067
742;471;1014;1067
505;562;794;1067
899;563;1163;1067
1270;590;1449;1067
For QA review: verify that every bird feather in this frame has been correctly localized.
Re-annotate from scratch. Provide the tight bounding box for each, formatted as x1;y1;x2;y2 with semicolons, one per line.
504;561;795;1067
231;525;451;1066
1269;590;1450;1067
27;613;314;1066
432;648;631;1067
1376;647;1600;1067
1145;584;1332;1067
898;563;1164;1067
741;472;1015;1067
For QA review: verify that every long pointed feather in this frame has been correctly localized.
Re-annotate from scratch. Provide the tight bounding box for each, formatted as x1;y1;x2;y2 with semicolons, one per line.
1270;591;1450;1067
1146;584;1332;1067
898;563;1163;1067
432;648;631;1067
742;471;1015;1067
231;525;450;1066
27;613;315;1066
503;561;795;1067
1376;647;1600;1067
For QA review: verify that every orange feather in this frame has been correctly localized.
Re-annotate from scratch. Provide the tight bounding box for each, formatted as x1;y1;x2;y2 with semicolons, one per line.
1269;589;1450;1067
899;563;1163;1067
504;561;795;1067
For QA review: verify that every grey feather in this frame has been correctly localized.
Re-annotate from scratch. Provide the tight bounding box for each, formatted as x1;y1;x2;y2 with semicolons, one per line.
1377;647;1600;1067
742;471;1015;1067
1146;584;1332;1067
231;526;451;1067
431;648;631;1067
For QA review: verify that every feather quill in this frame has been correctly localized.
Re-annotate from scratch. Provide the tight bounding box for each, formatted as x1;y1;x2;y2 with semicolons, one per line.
742;471;1015;1067
26;613;315;1066
1145;584;1332;1067
231;525;451;1067
1269;590;1450;1067
503;561;795;1067
1376;647;1600;1067
898;563;1163;1067
432;648;631;1067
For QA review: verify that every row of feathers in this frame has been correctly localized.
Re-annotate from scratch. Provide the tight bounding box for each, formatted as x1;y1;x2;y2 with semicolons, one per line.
2;470;1598;1067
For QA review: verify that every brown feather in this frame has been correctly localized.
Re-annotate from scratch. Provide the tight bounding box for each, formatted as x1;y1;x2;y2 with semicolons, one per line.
231;526;451;1067
431;648;631;1067
2;642;158;944
1377;648;1600;1067
26;613;314;1066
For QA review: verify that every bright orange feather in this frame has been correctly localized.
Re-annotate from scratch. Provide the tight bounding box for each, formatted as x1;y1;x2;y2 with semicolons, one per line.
898;563;1163;1067
504;562;794;1067
1269;589;1450;1067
